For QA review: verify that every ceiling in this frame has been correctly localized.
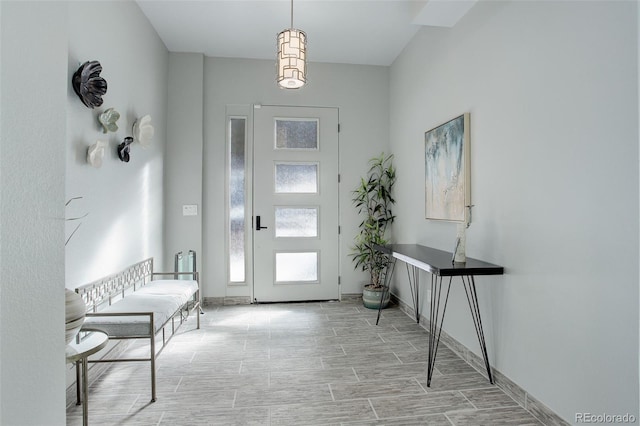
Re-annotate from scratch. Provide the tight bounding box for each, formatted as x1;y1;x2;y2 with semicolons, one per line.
136;0;477;66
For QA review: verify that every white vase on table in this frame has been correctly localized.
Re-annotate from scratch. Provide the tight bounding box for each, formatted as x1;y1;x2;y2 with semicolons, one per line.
65;288;86;345
454;223;467;263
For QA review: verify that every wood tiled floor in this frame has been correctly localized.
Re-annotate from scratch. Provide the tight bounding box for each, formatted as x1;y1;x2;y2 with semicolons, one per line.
66;300;542;425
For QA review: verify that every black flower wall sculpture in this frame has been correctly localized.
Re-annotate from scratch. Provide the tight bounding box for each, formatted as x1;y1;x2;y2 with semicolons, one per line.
72;61;108;109
117;137;133;162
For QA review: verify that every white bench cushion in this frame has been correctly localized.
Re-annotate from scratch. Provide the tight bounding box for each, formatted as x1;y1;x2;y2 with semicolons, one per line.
135;279;198;300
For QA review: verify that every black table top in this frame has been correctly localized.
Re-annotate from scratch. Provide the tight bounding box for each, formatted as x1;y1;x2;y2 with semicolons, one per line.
375;244;504;277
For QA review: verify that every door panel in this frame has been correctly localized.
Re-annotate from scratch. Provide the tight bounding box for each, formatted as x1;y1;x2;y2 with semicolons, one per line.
253;106;339;302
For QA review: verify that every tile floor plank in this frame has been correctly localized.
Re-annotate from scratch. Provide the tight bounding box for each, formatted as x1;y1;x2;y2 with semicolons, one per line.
342;413;453;426
330;377;426;401
369;391;474;418
446;406;542;425
270;400;377;425
270;367;359;387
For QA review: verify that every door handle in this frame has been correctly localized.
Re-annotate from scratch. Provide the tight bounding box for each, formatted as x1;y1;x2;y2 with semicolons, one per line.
256;215;268;231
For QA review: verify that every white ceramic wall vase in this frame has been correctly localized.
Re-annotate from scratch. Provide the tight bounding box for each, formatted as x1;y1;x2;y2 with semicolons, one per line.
87;140;107;168
132;114;154;147
65;288;86;345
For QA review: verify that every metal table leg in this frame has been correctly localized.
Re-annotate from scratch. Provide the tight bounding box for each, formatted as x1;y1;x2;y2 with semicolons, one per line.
81;357;89;426
75;360;81;405
426;275;453;387
406;264;421;323
462;275;494;384
376;257;397;325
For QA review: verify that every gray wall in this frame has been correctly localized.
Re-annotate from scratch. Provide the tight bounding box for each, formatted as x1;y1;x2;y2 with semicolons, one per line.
389;1;638;421
163;56;390;299
0;2;67;424
65;1;168;288
164;53;204;271
64;0;169;389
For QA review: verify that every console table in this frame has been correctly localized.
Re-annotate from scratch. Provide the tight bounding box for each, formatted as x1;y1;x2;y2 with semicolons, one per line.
374;244;504;386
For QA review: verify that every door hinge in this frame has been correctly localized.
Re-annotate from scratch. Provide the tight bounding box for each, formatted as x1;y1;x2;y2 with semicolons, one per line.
338;123;341;133
338;226;341;235
338;174;341;183
338;276;341;285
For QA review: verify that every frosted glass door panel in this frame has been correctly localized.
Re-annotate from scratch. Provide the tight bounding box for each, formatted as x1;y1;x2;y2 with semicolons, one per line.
275;163;318;193
275;207;318;237
275;119;318;149
229;117;246;282
275;252;318;282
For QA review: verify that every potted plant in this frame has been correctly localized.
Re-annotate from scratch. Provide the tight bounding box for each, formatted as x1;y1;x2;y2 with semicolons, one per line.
350;152;396;309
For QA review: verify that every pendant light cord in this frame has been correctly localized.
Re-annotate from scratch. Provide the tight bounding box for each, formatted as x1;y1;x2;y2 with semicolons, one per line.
290;0;294;29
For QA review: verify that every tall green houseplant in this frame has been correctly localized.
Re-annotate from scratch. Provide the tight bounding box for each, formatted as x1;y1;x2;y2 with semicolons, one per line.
351;153;396;308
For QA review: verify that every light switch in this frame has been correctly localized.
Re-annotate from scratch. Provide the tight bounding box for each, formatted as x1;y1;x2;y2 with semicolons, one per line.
182;205;198;216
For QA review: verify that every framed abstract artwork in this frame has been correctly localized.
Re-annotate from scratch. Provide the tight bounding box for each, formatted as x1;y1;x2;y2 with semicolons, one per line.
425;113;471;223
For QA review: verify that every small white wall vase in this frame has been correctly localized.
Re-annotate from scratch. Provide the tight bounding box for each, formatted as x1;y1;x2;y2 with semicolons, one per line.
65;288;86;344
133;114;154;147
454;223;466;263
87;140;107;168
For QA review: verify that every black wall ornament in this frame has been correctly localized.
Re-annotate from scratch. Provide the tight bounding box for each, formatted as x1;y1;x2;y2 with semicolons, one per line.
117;137;133;162
72;61;107;109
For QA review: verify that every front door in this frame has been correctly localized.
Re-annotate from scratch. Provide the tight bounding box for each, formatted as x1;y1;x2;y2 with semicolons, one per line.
253;106;339;302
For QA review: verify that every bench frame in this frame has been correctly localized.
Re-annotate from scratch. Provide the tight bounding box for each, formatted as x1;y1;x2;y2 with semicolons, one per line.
74;258;201;402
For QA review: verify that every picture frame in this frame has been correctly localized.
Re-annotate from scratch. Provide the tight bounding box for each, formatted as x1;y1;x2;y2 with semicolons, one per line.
425;113;471;223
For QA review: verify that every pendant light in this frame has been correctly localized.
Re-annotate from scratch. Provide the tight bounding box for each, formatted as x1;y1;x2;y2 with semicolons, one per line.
276;0;307;89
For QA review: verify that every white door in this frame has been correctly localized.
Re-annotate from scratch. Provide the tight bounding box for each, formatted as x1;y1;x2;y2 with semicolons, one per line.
253;106;339;302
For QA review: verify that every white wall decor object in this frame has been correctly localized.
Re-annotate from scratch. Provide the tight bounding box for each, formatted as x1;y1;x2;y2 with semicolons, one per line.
133;114;154;147
64;288;86;344
98;107;120;133
453;222;466;263
87;140;107;168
